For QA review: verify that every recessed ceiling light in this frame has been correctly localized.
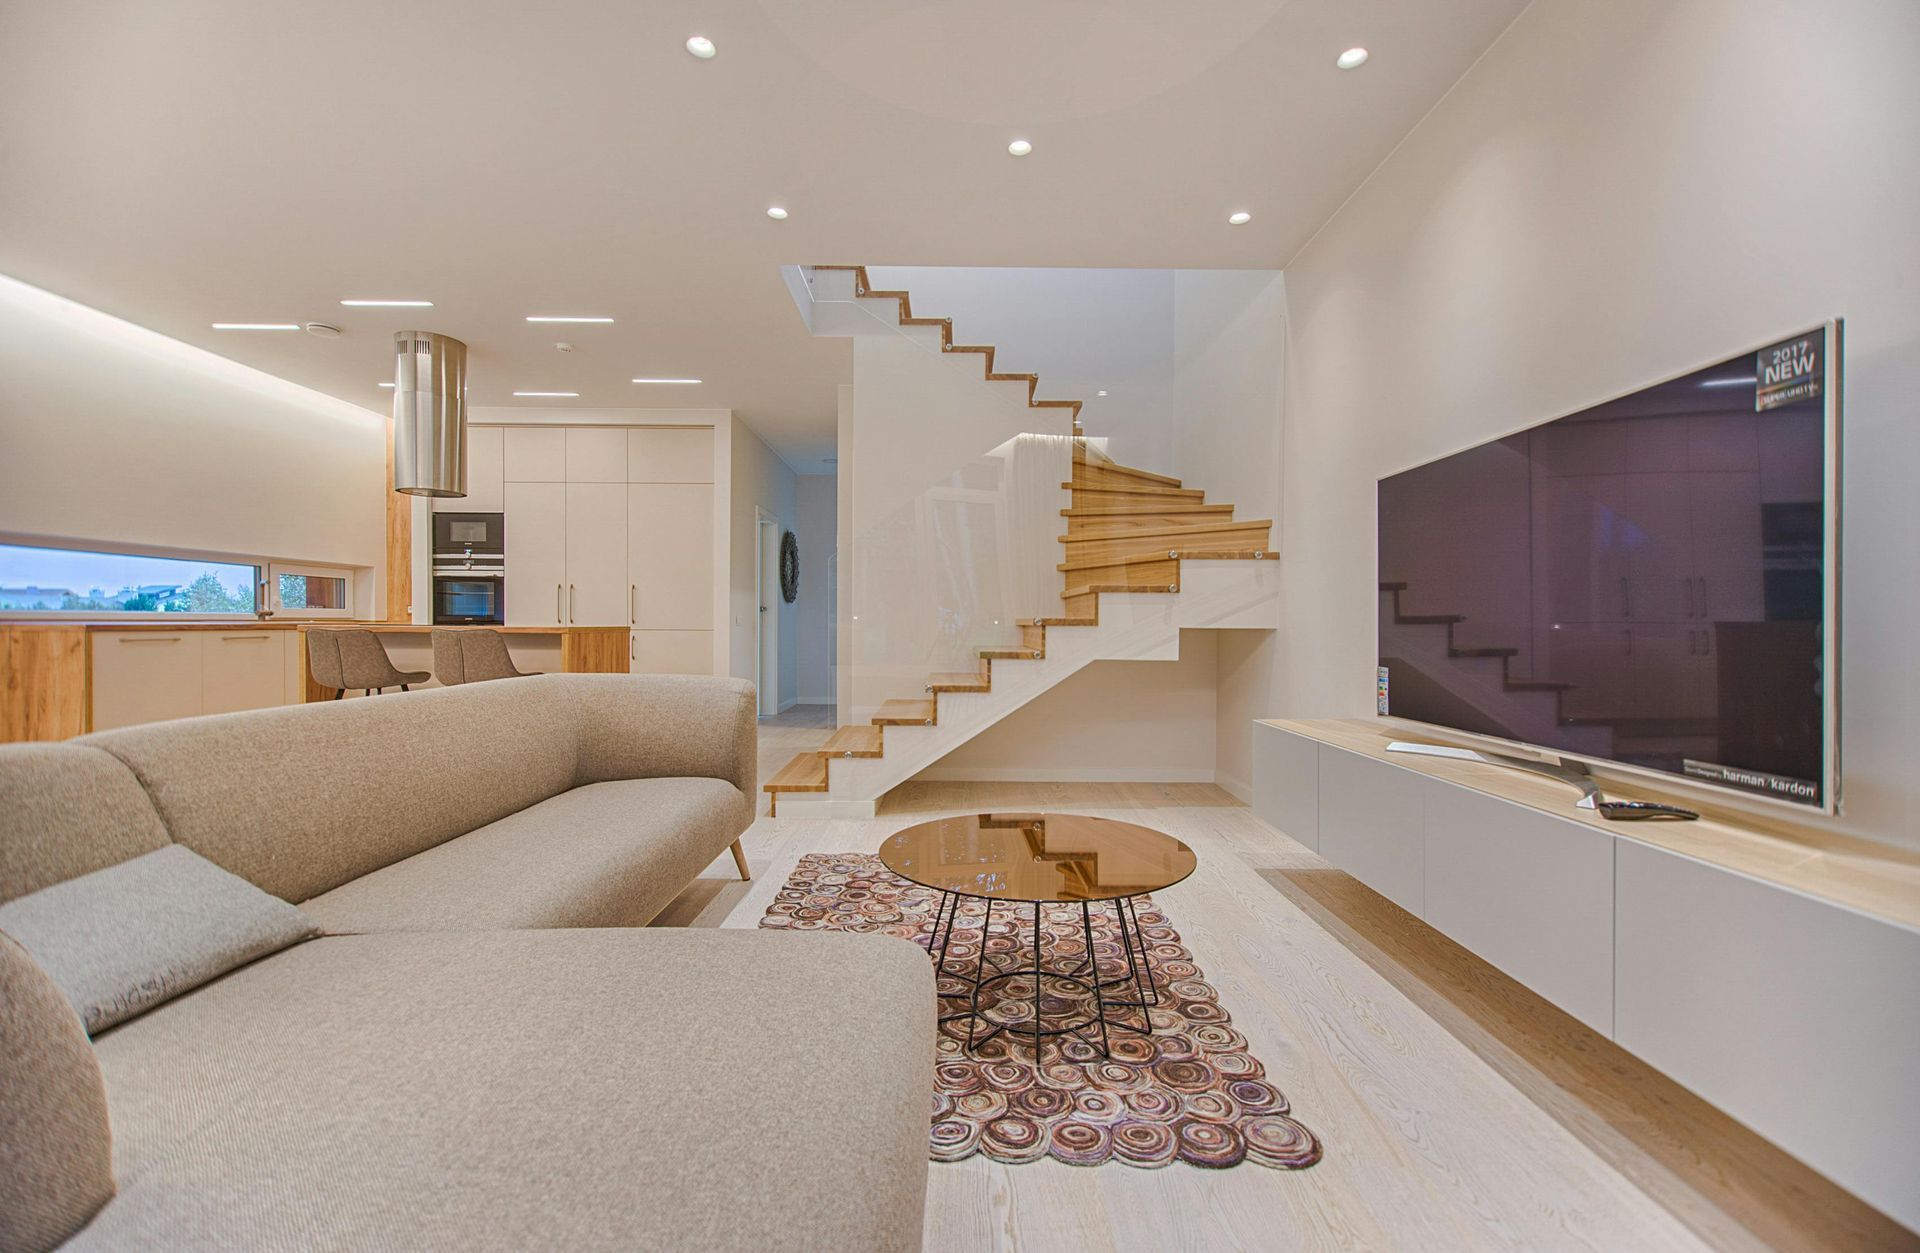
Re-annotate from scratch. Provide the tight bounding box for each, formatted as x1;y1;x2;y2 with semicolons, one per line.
1336;47;1369;70
340;299;433;307
766;206;789;220
378;382;395;388
1096;390;1108;396
632;377;702;385
1007;139;1033;157
211;322;300;331
686;35;716;59
525;316;613;323
513;391;579;398
1228;211;1252;225
1700;376;1758;388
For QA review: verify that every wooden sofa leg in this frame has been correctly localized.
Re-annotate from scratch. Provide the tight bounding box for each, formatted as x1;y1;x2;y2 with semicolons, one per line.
729;839;751;881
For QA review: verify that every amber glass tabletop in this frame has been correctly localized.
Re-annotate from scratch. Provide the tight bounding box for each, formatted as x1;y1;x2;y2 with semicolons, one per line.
878;812;1197;903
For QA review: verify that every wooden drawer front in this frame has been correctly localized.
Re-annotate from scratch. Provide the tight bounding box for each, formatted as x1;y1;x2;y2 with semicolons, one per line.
1316;748;1426;915
1423;786;1615;1033
91;633;204;731
201;632;286;715
1252;723;1320;851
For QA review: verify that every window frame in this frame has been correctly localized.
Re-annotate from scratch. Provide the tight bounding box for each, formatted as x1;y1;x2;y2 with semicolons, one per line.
0;536;360;623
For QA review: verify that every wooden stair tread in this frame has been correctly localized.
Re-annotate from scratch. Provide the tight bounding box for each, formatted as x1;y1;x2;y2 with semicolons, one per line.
873;698;935;725
1058;547;1269;572
927;671;991;691
1506;680;1575;692
1379;581;1409;591
1021;616;1097;627
1063;482;1204;499
1397;613;1467;624
1169;550;1277;560
1451;646;1520;658
1073;461;1183;487
1061;503;1233;517
979;647;1042;660
1063;582;1178;599
1060;519;1271;544
764;752;828;793
819;725;883;757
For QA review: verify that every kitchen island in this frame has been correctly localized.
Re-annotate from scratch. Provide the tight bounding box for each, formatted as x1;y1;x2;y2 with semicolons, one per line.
0;621;629;742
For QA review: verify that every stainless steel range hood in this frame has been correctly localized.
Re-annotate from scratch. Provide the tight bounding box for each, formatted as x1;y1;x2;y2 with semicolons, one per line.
392;330;468;497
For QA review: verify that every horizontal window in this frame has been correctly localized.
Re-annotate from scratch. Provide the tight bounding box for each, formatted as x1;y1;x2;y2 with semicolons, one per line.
270;563;354;619
0;543;258;616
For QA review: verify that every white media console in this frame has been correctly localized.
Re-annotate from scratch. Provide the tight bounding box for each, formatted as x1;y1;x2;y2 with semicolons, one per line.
1252;717;1920;1232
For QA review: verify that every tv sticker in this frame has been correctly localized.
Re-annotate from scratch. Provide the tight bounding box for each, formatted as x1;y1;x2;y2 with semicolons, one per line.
1756;333;1822;411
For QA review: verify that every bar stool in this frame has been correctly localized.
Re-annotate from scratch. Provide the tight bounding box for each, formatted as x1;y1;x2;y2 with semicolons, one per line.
309;629;429;697
432;628;538;686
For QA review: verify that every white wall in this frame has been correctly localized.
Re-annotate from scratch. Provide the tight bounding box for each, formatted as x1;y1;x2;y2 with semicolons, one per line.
729;416;798;707
1267;0;1920;851
0;273;386;604
916;632;1218;782
1172;270;1287;527
793;473;836;706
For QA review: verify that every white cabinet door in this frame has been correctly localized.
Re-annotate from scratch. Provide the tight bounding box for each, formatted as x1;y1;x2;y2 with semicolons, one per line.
565;427;628;483
505;481;567;625
564;482;627;626
503;427;566;482
1423;786;1614;1032
1316;748;1426;914
1252;723;1320;851
628;427;714;483
433;425;505;512
201;631;286;715
1615;841;1920;1232
90;632;204;731
627;483;713;630
631;629;713;675
1624;471;1692;622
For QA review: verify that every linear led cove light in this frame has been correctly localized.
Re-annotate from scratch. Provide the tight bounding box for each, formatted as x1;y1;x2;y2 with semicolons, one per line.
211;322;300;330
526;316;614;323
632;377;702;385
341;299;433;307
513;391;580;397
1700;376;1759;388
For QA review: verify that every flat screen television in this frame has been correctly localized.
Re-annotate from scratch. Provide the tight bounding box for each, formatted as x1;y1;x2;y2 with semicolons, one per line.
1377;323;1840;811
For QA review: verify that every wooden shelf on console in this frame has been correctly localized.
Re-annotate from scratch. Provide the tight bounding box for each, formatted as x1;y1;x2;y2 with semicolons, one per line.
1259;717;1920;930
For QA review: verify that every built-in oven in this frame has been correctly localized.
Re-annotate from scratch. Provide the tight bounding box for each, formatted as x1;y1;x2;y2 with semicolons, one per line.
432;511;504;561
432;565;505;625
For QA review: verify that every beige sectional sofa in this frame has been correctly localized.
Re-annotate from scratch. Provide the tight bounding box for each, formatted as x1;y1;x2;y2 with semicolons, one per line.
0;674;934;1251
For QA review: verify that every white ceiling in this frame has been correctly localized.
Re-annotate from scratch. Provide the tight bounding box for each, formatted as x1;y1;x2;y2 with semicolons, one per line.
0;0;1527;470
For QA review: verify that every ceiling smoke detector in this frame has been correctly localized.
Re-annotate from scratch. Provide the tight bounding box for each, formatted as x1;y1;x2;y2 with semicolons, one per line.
555;342;576;353
304;322;342;337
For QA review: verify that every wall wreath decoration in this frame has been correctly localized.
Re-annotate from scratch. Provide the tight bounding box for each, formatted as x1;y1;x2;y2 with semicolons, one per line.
779;530;799;603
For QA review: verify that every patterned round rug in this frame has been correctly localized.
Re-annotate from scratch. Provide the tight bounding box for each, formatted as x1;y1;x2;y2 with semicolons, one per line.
759;852;1322;1170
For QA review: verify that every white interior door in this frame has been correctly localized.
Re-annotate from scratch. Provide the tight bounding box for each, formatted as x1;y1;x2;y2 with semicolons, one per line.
757;515;778;716
505;481;566;625
564;482;627;625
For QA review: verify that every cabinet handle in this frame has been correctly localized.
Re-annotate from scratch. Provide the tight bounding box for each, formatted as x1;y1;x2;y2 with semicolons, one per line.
569;584;576;624
1687;630;1696;656
556;584;563;624
117;636;181;644
1620;576;1631;619
1682;576;1694;618
629;584;636;626
220;634;270;641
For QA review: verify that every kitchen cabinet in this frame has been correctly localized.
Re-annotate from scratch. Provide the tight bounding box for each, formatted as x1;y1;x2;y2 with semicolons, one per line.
627;484;712;631
504;426;566;482
629;427;714;483
565;427;628;483
1317;748;1426;914
1686;471;1764;624
90;632;205;731
201;631;285;715
505;481;567;624
432;425;504;513
631;630;712;675
564;483;628;625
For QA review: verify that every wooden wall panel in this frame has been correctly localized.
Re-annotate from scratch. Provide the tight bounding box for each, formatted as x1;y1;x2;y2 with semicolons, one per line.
384;417;411;622
0;625;88;742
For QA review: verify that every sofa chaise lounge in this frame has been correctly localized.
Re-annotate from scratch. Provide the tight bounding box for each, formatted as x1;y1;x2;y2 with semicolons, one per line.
0;674;933;1251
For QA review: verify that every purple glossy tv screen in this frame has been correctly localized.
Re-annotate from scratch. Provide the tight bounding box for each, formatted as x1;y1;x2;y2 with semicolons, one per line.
1377;324;1838;809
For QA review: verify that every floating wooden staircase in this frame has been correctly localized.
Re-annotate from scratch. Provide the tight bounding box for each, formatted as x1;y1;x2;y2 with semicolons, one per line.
765;268;1277;815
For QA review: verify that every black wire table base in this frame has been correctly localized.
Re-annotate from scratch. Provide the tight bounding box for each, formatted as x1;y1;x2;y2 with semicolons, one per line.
924;891;1163;1062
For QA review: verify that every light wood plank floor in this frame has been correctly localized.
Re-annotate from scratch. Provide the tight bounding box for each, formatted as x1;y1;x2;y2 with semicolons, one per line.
657;721;1911;1252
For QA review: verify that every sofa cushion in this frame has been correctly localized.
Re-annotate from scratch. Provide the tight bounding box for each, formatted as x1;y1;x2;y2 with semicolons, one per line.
75;929;933;1252
0;929;115;1253
81;678;580;902
299;777;747;932
0;846;318;1033
0;743;170;905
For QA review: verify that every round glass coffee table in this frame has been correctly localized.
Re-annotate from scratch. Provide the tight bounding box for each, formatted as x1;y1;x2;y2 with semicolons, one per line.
878;812;1197;1060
